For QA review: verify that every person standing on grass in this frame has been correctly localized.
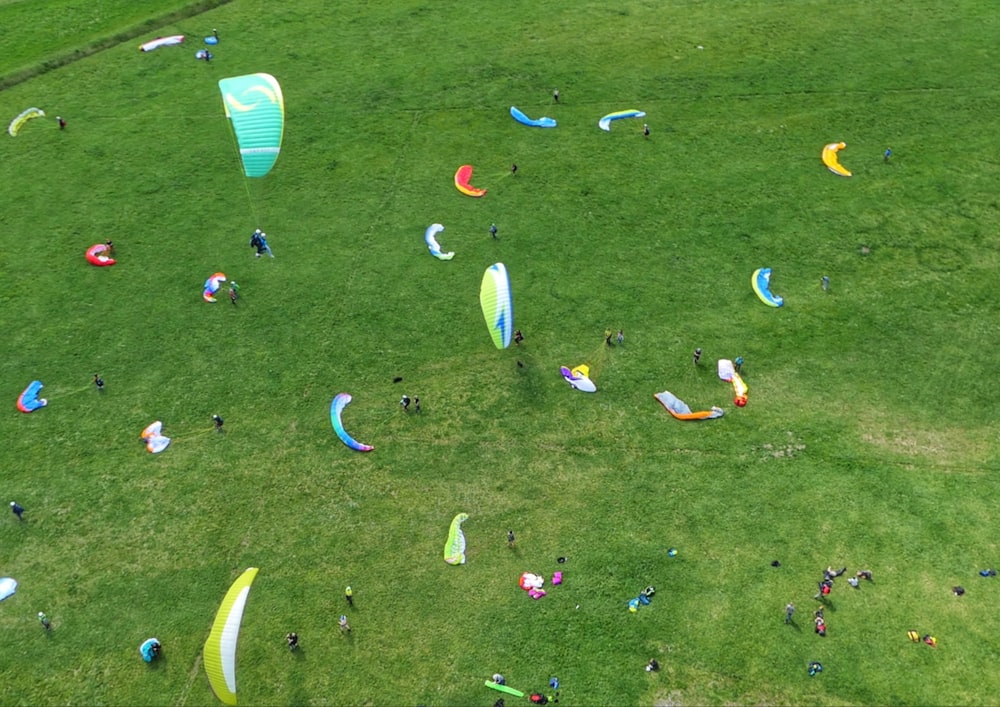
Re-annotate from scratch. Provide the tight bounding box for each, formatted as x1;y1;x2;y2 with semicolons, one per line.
617;329;624;345
93;374;104;391
57;116;66;130
10;501;24;521
400;395;410;412
339;615;351;633
784;601;795;624
693;348;702;366
884;147;892;163
38;612;52;631
229;281;240;305
345;586;353;607
514;330;524;346
643;123;650;138
212;415;224;432
605;329;613;346
511;164;518;177
414;396;421;413
553;88;559;103
490;223;498;240
507;530;515;548
286;632;298;651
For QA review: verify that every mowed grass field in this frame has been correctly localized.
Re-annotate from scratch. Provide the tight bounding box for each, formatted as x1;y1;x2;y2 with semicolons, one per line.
1;1;1000;705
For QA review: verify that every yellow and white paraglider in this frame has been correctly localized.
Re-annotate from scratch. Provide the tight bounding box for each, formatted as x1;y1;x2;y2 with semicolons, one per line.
8;108;45;136
822;142;852;177
204;568;259;706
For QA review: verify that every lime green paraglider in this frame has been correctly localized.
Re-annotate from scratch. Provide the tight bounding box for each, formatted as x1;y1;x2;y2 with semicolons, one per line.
204;568;259;705
218;74;284;178
444;513;469;565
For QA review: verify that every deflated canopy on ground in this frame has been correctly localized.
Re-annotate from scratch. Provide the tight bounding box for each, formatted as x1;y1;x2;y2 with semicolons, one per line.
480;263;513;349
454;165;486;197
561;365;597;393
444;513;469;565
141;421;171;453
330;393;374;452
598;109;645;131
17;380;47;413
219;74;285;178
0;577;17;601
204;568;259;705
751;268;783;307
654;390;724;420
718;360;749;407
822;141;852;177
8;108;45;136
139;35;184;51
509;106;556;128
203;272;227;302
424;223;454;260
85;243;115;266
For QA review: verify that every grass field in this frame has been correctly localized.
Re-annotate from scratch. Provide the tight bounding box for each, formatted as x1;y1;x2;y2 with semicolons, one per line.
2;1;1000;705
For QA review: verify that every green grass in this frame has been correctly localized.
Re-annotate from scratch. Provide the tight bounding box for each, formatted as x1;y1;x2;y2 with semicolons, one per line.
2;1;1000;705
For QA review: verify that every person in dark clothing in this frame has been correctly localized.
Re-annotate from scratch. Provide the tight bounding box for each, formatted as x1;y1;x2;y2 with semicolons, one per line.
212;415;224;432
10;501;24;521
286;632;298;651
693;348;703;365
93;374;104;391
400;395;410;412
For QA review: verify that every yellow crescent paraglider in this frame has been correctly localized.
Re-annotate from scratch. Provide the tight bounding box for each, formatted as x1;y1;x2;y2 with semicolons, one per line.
204;568;259;705
822;142;852;177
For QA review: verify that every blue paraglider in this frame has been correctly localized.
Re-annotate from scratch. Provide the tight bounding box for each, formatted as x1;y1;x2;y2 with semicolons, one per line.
17;380;47;413
139;638;162;662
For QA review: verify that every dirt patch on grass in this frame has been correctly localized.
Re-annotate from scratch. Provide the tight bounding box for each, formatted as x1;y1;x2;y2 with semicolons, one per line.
859;414;991;470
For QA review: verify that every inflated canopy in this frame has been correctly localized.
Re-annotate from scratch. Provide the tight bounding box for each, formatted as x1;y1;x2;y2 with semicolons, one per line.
480;263;513;349
204;568;259;705
219;74;285;178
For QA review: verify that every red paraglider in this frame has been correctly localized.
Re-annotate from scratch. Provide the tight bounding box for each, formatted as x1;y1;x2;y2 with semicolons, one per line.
85;243;116;266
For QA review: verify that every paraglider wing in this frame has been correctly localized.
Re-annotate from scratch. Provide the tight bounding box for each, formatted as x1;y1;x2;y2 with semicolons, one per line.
203;272;227;303
454;164;486;197
139;35;184;52
204;568;259;706
8;108;45;137
444;513;469;565
561;365;597;393
140;421;171;453
0;577;17;602
17;380;47;413
218;74;285;178
509;106;556;128
85;243;116;266
751;268;784;307
654;390;724;420
330;393;374;452
480;263;513;349
424;223;454;260
598;109;645;132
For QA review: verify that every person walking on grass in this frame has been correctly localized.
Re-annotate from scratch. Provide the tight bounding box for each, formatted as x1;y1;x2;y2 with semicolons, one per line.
784;601;795;624
38;612;51;631
693;348;702;366
553;88;559;103
400;395;410;412
10;501;24;521
93;374;104;391
507;530;515;548
339;615;351;633
229;281;240;304
345;586;353;607
212;415;224;433
490;223;498;240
